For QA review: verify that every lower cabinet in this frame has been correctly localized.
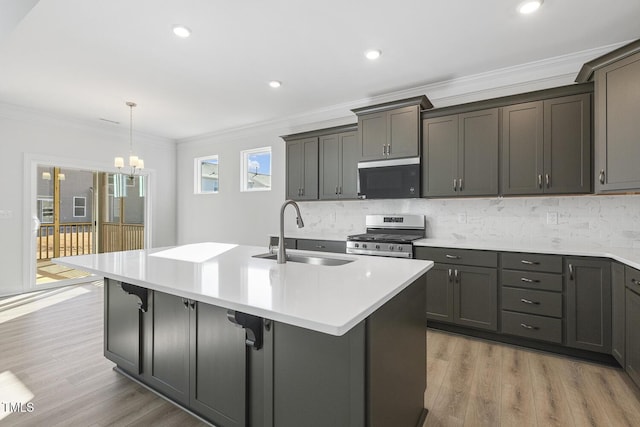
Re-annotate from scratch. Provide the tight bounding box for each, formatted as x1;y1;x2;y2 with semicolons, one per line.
143;291;247;427
612;262;626;366
417;247;498;331
626;267;640;388
104;279;143;375
565;258;612;354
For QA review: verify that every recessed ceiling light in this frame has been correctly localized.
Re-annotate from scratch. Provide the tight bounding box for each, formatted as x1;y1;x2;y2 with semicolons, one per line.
518;0;543;14
365;49;382;60
269;80;282;88
172;25;191;38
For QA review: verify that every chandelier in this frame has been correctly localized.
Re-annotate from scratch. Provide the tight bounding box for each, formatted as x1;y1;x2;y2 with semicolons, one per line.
114;101;144;176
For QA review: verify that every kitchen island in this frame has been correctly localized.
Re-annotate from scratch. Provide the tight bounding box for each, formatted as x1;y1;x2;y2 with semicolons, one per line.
55;242;433;427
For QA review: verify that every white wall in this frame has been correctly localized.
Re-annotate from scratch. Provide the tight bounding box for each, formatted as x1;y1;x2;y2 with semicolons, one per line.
0;104;177;296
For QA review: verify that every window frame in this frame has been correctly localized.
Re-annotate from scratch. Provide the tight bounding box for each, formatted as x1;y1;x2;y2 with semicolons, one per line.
240;146;272;192
194;155;220;194
73;196;87;218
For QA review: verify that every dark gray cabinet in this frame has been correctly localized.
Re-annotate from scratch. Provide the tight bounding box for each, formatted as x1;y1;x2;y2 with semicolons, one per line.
416;247;497;331
594;51;640;192
422;108;499;197
143;291;247;426
501;94;591;195
286;137;318;200
612;262;626;366
296;238;346;254
352;96;432;162
104;279;142;375
319;131;358;199
565;258;611;354
626;266;640;387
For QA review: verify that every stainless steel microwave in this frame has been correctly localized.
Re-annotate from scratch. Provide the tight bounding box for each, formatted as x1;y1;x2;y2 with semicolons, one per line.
357;157;420;199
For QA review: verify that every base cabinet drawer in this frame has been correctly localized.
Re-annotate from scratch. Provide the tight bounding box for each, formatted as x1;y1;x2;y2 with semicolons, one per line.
501;252;563;273
501;269;563;292
501;311;562;344
502;287;562;318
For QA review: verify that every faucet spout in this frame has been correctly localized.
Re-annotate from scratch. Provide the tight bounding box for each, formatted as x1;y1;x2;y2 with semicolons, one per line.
278;200;304;264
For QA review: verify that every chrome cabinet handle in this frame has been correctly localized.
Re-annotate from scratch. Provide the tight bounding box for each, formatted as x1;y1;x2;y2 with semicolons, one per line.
453;179;458;192
632;278;639;286
338;186;342;195
383;144;386;156
445;254;460;260
448;268;453;282
538;174;542;188
301;188;304;196
569;263;574;280
315;245;325;249
520;323;538;330
458;178;463;191
520;260;539;265
335;186;338;195
387;144;391;155
189;300;196;310
182;298;189;309
545;174;550;188
520;277;540;283
599;169;605;185
454;269;459;283
520;298;539;305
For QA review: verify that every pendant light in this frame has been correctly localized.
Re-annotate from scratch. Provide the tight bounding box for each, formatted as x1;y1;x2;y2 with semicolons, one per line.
114;101;144;176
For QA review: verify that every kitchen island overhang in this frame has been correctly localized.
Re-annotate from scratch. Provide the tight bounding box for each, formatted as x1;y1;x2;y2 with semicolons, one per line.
54;242;433;427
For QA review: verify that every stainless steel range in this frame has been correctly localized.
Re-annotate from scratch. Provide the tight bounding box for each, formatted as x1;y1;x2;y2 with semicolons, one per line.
346;214;425;258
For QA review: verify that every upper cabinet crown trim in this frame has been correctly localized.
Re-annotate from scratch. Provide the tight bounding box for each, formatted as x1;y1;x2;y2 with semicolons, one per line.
576;38;640;83
351;95;433;116
281;123;358;142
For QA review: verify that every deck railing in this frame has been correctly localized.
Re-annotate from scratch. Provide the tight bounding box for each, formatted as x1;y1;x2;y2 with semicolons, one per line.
101;223;145;253
37;222;93;260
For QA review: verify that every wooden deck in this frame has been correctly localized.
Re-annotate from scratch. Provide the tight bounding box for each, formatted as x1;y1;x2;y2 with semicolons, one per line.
36;260;91;285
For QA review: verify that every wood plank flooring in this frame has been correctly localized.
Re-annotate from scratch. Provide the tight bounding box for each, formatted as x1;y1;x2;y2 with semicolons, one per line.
424;329;640;427
2;282;640;426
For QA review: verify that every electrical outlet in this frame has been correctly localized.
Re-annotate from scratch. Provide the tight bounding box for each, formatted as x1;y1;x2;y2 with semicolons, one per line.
547;212;558;225
457;213;467;224
0;210;13;220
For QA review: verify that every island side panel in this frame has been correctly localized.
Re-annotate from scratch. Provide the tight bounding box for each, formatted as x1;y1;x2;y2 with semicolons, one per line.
271;321;366;427
104;278;142;375
367;274;428;427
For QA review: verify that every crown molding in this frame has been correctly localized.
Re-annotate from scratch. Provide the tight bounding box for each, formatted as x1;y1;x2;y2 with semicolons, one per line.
0;101;175;147
179;40;629;145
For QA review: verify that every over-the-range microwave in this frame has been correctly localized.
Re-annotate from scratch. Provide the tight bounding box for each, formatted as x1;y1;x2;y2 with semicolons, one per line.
357;157;420;199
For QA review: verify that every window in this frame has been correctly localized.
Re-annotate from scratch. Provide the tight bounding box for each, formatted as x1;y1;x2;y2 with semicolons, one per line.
241;147;271;192
38;198;53;223
73;197;86;217
195;155;220;194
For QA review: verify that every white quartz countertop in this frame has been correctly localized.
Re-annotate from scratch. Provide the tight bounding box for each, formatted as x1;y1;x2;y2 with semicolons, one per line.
414;238;640;270
54;242;432;336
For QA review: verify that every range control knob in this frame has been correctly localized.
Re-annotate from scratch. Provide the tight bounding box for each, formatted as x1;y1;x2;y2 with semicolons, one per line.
389;245;395;251
398;246;404;252
354;243;359;248
375;244;380;249
362;244;368;249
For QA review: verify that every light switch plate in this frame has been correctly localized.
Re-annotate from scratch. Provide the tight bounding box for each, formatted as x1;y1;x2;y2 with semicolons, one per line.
547;212;558;225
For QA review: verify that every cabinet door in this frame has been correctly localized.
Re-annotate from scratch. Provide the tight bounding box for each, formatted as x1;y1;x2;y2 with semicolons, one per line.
458;108;499;196
104;279;142;374
286;140;303;199
612;262;625;366
190;303;247;427
626;288;640;388
501;101;544;195
144;291;191;405
543;94;592;194
319;134;341;200
595;52;640;192
359;111;387;161
301;137;319;200
422;115;458;197
425;264;454;322
453;265;498;331
339;131;359;199
566;258;612;353
387;105;420;159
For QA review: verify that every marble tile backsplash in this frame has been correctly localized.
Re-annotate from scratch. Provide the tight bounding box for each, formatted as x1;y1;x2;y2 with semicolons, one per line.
291;195;640;249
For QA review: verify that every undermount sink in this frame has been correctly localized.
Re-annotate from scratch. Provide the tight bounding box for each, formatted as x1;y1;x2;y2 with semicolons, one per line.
253;252;354;266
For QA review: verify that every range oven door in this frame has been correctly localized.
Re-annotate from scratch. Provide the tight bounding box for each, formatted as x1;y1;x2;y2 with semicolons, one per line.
357;157;420;199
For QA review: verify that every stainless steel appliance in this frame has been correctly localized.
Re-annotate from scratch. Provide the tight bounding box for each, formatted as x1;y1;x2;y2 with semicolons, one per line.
357;157;420;199
346;214;425;258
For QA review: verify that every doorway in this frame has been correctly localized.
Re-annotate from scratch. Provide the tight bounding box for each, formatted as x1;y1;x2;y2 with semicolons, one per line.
33;165;146;287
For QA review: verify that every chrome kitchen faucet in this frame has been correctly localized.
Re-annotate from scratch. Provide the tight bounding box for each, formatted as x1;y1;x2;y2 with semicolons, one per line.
278;200;304;264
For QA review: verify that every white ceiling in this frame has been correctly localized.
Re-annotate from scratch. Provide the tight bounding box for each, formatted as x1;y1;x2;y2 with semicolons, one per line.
0;0;638;140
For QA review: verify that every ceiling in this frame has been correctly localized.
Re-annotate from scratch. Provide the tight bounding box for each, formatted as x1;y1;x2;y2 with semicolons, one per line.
0;0;638;140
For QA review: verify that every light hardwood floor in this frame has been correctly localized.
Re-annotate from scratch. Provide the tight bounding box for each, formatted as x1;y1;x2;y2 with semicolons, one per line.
2;282;640;426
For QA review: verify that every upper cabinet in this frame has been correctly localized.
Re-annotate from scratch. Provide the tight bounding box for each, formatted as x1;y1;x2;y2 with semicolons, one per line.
352;96;433;162
576;40;640;193
501;93;591;196
319;130;359;200
285;137;318;201
422;108;499;197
